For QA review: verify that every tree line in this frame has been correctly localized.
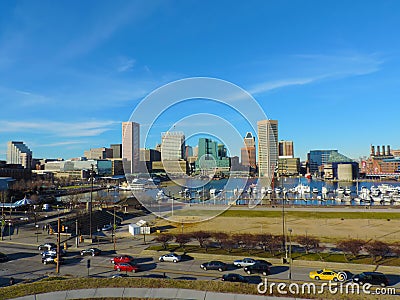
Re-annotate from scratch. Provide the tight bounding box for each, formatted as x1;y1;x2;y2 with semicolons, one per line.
154;231;400;262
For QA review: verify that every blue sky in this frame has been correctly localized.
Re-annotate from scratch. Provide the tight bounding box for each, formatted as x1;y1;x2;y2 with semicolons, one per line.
1;0;400;161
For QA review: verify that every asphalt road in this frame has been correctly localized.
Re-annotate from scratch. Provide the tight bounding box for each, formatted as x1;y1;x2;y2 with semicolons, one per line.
1;242;400;291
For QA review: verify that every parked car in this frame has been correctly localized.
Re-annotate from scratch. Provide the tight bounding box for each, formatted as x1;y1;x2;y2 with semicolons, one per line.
253;259;272;266
200;261;227;271
222;273;248;283
352;272;389;287
80;248;101;256
114;262;139;272
38;243;57;251
159;253;181;263
233;258;256;267
309;269;341;281
111;255;134;264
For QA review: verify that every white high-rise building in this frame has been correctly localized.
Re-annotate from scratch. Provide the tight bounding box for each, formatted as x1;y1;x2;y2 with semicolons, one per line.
161;132;185;161
7;141;33;169
122;122;140;174
257;120;278;178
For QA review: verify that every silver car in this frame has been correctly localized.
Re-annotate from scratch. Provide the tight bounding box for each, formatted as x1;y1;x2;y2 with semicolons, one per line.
233;258;256;267
159;253;181;263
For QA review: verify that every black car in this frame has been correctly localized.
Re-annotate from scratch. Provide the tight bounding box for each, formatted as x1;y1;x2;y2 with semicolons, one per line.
200;261;227;271
222;273;248;283
254;259;272;266
42;255;64;265
0;253;9;262
352;272;389;287
80;248;101;256
244;263;270;275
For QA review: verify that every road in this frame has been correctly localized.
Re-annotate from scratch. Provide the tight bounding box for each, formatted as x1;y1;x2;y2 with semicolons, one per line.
1;242;400;292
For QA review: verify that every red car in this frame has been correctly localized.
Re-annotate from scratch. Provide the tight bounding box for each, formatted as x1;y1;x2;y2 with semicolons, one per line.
114;262;139;272
111;255;134;264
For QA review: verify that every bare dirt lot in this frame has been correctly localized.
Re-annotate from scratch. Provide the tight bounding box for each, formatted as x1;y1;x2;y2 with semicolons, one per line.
154;213;400;242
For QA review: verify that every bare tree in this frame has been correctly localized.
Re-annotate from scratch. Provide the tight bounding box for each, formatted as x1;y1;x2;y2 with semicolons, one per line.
211;232;228;249
221;238;237;253
364;240;391;263
296;235;320;254
336;239;365;261
174;233;191;249
191;231;211;249
390;242;400;257
154;234;174;250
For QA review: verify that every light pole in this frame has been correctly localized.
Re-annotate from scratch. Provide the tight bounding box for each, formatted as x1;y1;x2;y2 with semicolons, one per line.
89;165;94;240
97;228;100;247
35;224;39;242
288;228;293;281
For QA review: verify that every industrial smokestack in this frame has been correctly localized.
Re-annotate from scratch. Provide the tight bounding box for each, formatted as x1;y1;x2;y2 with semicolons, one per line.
382;145;386;156
387;145;391;156
371;145;375;156
377;145;381;156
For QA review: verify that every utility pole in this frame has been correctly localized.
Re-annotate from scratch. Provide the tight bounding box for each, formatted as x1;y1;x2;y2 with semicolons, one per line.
75;219;79;248
113;205;116;251
56;217;61;273
89;164;94;240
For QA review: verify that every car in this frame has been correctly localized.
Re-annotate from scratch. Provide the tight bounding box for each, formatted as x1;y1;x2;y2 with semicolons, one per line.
42;256;64;265
80;248;101;256
200;261;227;272
244;263;270;276
159;253;181;263
309;269;341;281
254;259;272;266
233;258;256;267
102;224;113;231
41;249;66;257
222;273;248;283
110;274;129;278
38;243;57;251
111;255;134;264
113;262;139;272
0;253;9;262
352;272;389;287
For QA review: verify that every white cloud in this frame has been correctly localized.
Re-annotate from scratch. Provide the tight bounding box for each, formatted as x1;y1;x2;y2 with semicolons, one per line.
117;58;136;72
0;120;119;137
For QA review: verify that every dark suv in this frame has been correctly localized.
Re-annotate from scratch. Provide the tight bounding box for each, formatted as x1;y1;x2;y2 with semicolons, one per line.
200;261;227;271
352;272;389;287
244;263;270;275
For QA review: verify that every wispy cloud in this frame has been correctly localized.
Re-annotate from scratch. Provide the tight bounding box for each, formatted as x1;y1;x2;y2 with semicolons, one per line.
0;120;119;137
247;53;384;95
117;57;136;72
249;77;321;94
39;141;86;147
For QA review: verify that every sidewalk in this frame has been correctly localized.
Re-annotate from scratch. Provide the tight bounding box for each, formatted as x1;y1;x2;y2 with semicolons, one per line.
10;287;307;300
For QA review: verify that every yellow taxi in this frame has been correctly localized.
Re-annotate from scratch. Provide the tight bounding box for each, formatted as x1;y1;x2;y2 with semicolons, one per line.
309;269;341;281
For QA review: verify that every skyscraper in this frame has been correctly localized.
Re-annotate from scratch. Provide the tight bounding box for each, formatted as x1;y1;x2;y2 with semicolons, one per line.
241;132;256;169
161;132;185;161
257;120;278;178
7;141;33;169
278;140;294;158
122;122;140;174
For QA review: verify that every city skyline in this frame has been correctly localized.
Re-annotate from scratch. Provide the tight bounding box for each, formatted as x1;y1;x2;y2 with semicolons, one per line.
1;1;400;161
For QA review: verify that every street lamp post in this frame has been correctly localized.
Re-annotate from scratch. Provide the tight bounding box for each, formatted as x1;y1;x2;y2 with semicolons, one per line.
89;165;94;240
35;224;39;242
288;228;293;281
97;228;100;247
